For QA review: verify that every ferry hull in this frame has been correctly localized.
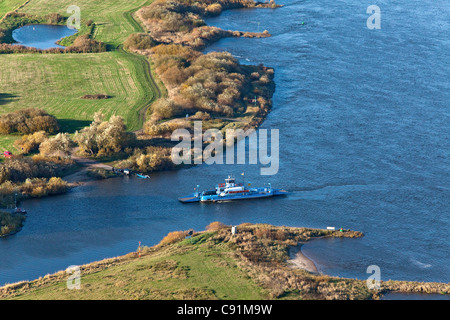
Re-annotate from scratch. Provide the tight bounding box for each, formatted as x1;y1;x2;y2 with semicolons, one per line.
178;193;201;203
179;175;288;204
179;189;288;203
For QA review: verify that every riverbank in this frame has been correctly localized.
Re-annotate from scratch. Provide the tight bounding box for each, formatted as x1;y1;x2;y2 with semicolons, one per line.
0;210;25;238
1;223;447;300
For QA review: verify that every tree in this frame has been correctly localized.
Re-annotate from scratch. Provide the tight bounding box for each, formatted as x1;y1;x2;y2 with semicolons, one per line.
74;112;135;156
39;133;74;157
15;131;48;154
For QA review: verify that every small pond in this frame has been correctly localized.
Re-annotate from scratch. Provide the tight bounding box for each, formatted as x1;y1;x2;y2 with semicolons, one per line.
12;24;77;50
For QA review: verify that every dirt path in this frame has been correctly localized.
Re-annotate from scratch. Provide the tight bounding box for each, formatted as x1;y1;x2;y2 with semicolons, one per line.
64;147;114;184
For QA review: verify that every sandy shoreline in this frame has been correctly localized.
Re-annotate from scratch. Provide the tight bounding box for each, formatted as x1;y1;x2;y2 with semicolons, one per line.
288;243;319;274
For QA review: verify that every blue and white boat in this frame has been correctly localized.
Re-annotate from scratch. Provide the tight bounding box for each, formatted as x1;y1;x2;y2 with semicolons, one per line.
179;175;288;203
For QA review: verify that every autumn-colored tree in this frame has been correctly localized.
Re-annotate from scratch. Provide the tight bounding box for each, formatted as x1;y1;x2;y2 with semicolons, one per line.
14;131;48;154
0;109;59;135
74;113;136;156
39;133;74;157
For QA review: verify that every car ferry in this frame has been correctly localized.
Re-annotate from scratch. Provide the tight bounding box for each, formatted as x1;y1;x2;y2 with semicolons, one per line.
179;175;288;203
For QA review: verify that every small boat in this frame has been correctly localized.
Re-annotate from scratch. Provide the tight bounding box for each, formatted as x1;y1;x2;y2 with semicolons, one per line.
137;173;150;179
12;207;27;215
179;175;288;203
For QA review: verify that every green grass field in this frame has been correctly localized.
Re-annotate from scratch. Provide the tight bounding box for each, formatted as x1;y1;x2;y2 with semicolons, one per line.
5;232;267;300
0;0;26;20
0;134;19;154
0;0;162;151
0;50;156;132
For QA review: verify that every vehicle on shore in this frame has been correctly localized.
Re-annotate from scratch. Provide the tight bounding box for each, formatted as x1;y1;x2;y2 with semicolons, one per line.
179;175;288;203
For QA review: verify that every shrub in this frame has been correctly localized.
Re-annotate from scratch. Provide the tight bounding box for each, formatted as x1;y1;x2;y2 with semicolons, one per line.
0;109;59;135
253;226;287;241
0;211;25;237
124;33;156;50
46;177;69;194
46;13;64;24
206;221;227;231
87;168;116;180
74;112;136;156
149;98;183;120
160;66;187;86
0;167;11;184
14;131;48;154
70;35;106;53
254;226;274;239
191;111;211;120
116;146;176;173
20;177;68;197
39;133;74;157
0;156;74;183
159;230;190;246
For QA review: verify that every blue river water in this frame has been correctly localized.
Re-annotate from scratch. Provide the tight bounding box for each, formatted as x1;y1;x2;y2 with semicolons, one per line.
0;0;448;288
12;24;77;50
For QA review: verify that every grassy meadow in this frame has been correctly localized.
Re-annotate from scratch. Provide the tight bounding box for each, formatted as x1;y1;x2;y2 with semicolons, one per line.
0;134;19;154
0;0;26;20
0;0;160;151
3;231;267;300
0;50;156;132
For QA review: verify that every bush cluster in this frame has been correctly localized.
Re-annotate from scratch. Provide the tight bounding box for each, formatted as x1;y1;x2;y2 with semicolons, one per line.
14;131;48;154
20;177;68;198
0;109;59;135
124;33;156;50
115;146;176;173
39;133;74;157
81;94;110;100
0;156;75;184
74;112;136;157
158;229;192;246
0;211;25;237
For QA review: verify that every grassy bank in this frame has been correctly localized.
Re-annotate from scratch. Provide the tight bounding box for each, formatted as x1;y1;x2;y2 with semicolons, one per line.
1;223;447;300
0;0;161;152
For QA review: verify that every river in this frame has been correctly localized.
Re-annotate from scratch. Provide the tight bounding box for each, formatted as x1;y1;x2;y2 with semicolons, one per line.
0;0;448;287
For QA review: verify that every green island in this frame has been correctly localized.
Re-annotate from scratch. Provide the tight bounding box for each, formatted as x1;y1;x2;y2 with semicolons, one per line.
1;223;448;300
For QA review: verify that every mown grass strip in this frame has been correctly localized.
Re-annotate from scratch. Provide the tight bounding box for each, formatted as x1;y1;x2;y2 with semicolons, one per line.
0;0;29;21
0;51;155;132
